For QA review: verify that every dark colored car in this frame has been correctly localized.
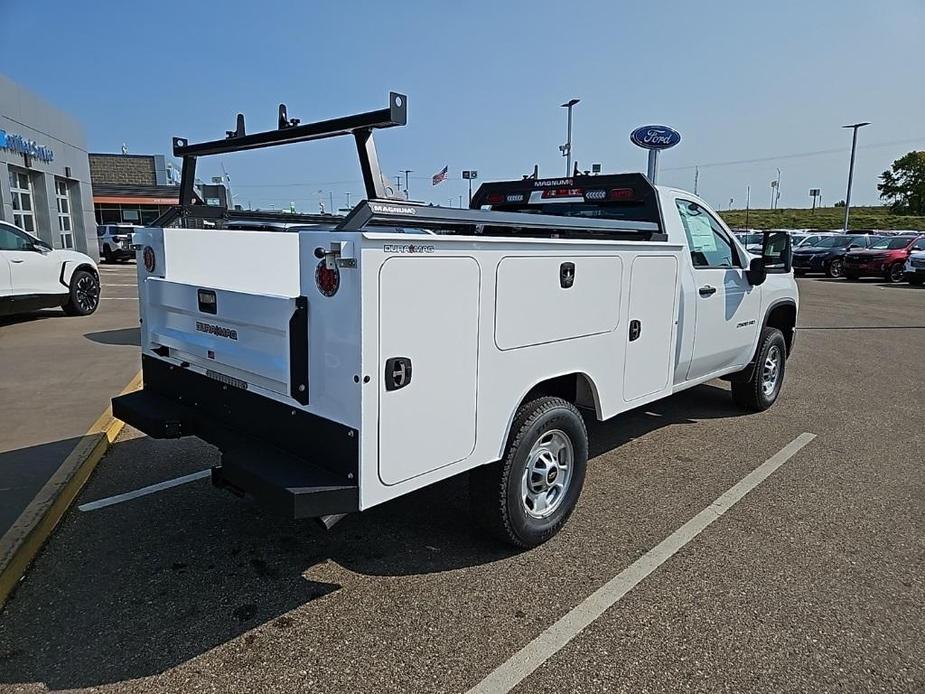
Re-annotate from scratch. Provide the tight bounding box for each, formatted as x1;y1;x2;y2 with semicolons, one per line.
791;234;879;278
843;235;925;282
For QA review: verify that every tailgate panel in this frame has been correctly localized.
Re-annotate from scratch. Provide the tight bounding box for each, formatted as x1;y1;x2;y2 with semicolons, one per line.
145;278;302;397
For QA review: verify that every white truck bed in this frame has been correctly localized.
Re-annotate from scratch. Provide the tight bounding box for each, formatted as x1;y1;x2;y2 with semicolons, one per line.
119;225;682;514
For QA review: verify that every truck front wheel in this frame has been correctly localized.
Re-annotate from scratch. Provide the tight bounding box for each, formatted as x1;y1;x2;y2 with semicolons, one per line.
731;327;787;412
470;396;588;548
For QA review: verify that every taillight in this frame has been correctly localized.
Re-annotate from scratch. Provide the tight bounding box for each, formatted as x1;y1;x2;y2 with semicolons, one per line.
541;187;583;199
608;188;636;201
486;193;505;205
315;260;340;297
142;246;156;273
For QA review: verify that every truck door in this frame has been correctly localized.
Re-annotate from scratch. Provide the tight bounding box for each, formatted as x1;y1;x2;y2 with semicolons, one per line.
674;199;760;380
378;256;480;486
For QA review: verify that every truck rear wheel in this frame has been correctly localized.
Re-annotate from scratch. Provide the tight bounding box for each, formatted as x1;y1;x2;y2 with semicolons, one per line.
469;396;588;548
731;327;787;412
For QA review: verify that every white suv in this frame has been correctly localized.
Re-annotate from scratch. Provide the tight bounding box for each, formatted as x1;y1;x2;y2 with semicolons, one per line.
0;221;100;317
97;224;138;263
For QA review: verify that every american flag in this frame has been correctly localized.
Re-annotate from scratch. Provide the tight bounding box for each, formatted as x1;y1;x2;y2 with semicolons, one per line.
432;165;448;186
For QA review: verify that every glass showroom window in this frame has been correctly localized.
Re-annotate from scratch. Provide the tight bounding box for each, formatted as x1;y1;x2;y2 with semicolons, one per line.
9;169;35;233
55;178;74;248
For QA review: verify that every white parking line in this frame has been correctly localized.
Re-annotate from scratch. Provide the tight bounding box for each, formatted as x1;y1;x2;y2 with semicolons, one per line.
102;283;139;287
77;469;212;511
100;297;137;301
467;432;817;694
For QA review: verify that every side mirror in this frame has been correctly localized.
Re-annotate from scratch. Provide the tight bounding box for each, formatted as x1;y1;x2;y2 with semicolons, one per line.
848;244;859;250
746;257;767;286
29;241;50;253
760;230;792;274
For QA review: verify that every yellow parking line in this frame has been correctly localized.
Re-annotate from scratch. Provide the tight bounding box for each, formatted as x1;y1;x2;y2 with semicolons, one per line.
0;370;142;609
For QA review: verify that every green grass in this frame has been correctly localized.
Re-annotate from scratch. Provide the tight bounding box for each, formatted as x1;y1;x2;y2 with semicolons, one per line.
716;206;925;231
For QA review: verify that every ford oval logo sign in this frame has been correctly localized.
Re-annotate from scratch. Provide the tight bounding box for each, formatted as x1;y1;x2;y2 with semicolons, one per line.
630;125;681;151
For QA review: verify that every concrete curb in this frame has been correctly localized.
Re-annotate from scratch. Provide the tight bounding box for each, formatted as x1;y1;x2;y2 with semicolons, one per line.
0;371;142;609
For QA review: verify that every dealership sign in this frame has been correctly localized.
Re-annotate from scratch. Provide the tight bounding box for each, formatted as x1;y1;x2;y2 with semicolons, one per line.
630;125;681;151
0;129;54;162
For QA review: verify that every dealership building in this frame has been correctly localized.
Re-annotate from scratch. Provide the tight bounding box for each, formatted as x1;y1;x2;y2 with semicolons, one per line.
0;74;97;258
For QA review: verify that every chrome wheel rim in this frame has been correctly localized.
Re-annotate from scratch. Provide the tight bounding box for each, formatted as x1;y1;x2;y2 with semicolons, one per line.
890;264;904;282
762;345;781;397
521;429;573;519
829;259;842;278
75;275;100;312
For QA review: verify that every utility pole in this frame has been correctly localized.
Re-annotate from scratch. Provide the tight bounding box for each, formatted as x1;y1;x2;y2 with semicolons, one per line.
394;175;402;197
559;98;580;176
459;194;463;208
345;192;351;208
694;166;699;195
401;169;413;200
774;168;781;209
842;122;870;232
745;185;750;229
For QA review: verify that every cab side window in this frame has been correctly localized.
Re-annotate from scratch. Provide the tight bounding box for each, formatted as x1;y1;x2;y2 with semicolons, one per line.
675;200;738;269
913;238;925;251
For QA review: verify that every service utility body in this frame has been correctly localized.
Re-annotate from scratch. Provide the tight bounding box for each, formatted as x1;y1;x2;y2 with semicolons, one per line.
113;93;798;548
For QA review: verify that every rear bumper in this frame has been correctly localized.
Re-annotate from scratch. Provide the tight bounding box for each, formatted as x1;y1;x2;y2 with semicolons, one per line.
112;355;359;518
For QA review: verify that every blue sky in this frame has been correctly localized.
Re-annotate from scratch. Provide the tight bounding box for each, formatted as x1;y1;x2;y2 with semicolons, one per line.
4;0;923;213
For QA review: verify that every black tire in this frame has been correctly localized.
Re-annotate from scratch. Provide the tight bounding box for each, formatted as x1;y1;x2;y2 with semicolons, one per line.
844;271;859;281
102;245;113;263
794;269;806;277
63;269;101;316
469;396;588;548
731;327;787;412
887;263;905;283
827;258;844;279
909;275;924;286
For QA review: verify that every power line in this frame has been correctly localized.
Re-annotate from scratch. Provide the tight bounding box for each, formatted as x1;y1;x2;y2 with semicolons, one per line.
662;136;925;173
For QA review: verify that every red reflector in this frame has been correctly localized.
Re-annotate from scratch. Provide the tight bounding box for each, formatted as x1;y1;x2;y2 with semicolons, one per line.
542;187;583;199
608;188;636;201
486;193;505;204
315;260;340;297
142;246;156;273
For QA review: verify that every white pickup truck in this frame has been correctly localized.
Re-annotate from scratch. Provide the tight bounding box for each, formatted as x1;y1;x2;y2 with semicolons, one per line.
114;93;797;548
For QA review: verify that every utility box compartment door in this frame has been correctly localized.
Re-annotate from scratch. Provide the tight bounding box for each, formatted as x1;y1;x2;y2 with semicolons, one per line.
378;257;480;485
495;256;623;350
623;255;678;402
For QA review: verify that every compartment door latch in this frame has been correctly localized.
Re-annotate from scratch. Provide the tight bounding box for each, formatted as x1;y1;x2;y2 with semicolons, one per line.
384;357;412;391
629;320;642;342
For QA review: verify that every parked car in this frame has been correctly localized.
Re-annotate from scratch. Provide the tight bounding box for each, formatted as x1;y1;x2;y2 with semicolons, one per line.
905;248;925;285
97;224;139;263
794;232;838;248
734;232;764;254
0;221;100;317
843;234;925;282
792;234;881;278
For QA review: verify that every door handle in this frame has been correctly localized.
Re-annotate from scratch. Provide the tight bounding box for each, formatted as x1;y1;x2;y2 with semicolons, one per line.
698;285;716;297
10;259;24;264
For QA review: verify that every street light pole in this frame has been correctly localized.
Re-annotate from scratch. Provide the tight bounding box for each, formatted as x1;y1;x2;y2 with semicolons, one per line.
842;122;870;232
401;169;413;200
560;98;580;176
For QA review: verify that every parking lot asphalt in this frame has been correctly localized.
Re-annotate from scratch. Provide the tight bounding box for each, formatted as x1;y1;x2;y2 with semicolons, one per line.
0;262;140;536
0;277;922;693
